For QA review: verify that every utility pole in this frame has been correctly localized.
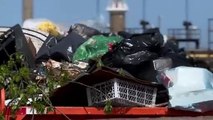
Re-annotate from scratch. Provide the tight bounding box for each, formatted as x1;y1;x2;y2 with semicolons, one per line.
185;0;189;22
23;0;33;22
158;15;161;31
183;0;192;39
140;0;149;32
96;0;100;18
107;0;128;33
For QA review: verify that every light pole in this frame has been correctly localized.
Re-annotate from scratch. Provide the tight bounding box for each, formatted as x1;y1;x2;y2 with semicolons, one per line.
96;0;100;18
140;0;149;32
183;0;192;39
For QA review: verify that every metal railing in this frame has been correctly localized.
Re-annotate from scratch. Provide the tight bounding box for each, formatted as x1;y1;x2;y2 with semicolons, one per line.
102;27;143;34
168;28;200;39
167;28;201;49
208;18;213;50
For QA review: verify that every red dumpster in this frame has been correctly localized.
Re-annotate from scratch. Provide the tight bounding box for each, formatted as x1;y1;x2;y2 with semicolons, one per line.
1;89;213;120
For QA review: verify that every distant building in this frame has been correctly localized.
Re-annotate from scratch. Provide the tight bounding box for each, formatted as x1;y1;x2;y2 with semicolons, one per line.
107;0;128;33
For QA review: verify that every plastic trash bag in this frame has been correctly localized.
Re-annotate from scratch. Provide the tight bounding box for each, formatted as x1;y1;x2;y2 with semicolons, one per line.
68;23;101;39
160;40;192;67
49;31;86;62
118;31;132;39
73;35;122;62
123;50;159;65
102;28;163;66
35;36;58;63
23;18;49;31
0;24;35;68
153;58;173;71
129;28;164;53
158;66;213;93
37;21;60;37
102;52;159;82
36;24;100;63
23;18;67;36
0;30;16;64
101;29;164;82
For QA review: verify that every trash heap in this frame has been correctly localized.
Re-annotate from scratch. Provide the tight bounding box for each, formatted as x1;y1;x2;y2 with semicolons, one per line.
0;20;213;113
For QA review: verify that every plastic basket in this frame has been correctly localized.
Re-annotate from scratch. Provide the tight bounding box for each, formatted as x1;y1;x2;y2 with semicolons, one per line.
86;78;157;107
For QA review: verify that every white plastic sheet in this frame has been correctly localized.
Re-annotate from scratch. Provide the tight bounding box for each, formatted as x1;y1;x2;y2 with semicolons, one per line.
158;66;213;112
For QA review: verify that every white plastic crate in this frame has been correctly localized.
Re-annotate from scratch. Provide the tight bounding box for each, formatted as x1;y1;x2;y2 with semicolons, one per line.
86;78;157;107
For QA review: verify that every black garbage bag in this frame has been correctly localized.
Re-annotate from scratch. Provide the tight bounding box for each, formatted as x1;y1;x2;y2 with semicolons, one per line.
117;31;132;39
161;40;192;67
129;28;164;53
102;28;163;66
123;50;158;65
161;40;179;53
102;53;158;82
102;48;158;67
0;24;35;68
68;23;101;39
163;53;192;67
0;30;16;64
35;35;58;63
36;26;96;63
124;61;159;83
102;28;164;82
49;31;86;62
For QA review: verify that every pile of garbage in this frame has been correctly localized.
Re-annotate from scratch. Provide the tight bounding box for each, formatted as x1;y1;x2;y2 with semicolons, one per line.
0;19;213;113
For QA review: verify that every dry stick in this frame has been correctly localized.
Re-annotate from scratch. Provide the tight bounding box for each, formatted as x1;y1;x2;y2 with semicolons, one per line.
2;49;109;119
36;85;72;120
30;94;36;120
1;49;61;119
154;102;168;107
36;80;110;120
70;81;112;113
42;94;72;120
30;109;35;120
18;80;62;120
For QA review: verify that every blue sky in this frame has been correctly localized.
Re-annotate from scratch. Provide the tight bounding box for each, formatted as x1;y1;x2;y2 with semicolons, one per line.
0;0;213;49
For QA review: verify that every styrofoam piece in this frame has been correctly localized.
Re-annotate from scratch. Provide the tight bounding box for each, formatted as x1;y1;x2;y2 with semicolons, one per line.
164;66;213;96
170;89;213;112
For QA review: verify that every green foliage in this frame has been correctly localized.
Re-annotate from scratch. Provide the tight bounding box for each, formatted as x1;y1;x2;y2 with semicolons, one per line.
118;68;126;76
96;57;104;68
104;100;113;114
0;112;4;120
0;52;113;119
0;52;72;118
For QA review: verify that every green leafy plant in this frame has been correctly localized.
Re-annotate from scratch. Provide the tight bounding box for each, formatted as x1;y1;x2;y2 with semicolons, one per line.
0;52;73;119
0;52;113;119
104;100;113;114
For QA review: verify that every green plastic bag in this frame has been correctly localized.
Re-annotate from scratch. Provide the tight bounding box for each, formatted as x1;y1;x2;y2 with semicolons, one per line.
73;35;122;62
